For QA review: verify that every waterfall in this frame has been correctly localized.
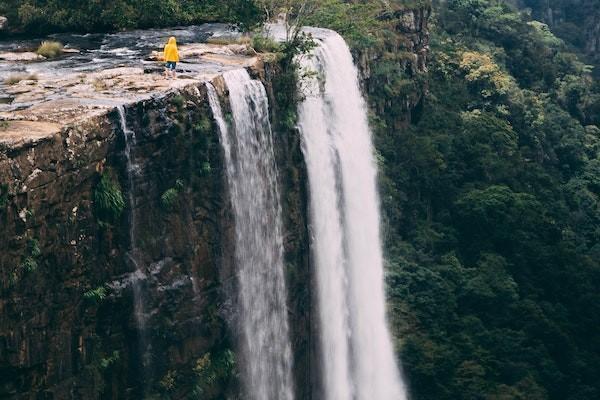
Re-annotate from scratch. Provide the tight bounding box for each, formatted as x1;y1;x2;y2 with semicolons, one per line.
297;31;408;400
116;105;149;375
206;71;295;400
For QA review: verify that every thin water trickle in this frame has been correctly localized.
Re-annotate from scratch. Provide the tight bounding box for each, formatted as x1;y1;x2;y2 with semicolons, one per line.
207;74;295;400
116;105;150;382
297;31;409;400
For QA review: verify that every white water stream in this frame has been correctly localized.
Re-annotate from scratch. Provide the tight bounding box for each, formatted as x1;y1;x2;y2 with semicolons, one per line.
297;31;408;400
207;70;295;400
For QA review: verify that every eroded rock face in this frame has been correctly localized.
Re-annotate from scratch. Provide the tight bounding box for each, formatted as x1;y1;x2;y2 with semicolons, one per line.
0;69;312;398
0;85;223;398
585;16;600;56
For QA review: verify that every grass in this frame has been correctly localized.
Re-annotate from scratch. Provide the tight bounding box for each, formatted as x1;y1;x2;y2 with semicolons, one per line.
206;36;251;46
251;34;281;53
4;73;38;85
36;41;64;58
94;171;125;223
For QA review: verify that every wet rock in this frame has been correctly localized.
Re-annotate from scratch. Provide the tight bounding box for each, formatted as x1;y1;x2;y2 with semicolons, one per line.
0;51;44;61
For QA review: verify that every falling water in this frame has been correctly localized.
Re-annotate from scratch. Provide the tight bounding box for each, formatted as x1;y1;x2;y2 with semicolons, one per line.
116;105;149;372
206;71;295;400
297;31;408;400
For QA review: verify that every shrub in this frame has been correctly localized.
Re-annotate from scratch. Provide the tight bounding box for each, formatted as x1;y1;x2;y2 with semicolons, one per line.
170;95;185;109
251;34;281;53
160;188;179;209
160;179;184;211
94;172;125;224
84;285;108;304
20;257;38;273
99;350;120;369
36;41;64;58
193;116;212;135
19;238;42;273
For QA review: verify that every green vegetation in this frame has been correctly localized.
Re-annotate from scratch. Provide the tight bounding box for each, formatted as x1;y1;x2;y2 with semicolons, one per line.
99;350;120;369
191;349;236;398
84;285;109;304
521;0;599;65
160;179;184;211
352;1;600;399
19;238;41;273
94;170;125;225
251;34;281;53
170;94;185;109
0;0;263;34
36;40;63;58
159;370;177;393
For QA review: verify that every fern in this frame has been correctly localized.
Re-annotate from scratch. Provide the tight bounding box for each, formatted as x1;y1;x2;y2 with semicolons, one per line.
94;172;125;223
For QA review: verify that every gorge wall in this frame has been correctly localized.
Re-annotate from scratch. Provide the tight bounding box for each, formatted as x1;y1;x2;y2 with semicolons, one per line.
0;7;430;399
0;76;311;399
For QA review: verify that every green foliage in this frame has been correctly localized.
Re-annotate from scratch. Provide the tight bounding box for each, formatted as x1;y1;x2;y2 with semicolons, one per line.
36;41;64;58
371;1;600;399
193;116;212;135
18;238;42;274
99;350;120;369
191;350;236;398
94;171;125;224
170;94;185;109
84;285;108;304
159;369;177;392
251;34;281;53
0;0;263;34
160;179;184;211
20;257;38;273
302;0;382;49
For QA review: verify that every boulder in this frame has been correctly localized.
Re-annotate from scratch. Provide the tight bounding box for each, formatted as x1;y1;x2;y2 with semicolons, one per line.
0;16;7;30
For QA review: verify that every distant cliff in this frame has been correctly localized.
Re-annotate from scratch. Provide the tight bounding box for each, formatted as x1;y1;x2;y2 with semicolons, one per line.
520;0;600;64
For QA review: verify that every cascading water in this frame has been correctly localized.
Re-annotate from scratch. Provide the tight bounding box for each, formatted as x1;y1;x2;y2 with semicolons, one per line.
116;105;149;372
206;71;295;400
297;31;408;400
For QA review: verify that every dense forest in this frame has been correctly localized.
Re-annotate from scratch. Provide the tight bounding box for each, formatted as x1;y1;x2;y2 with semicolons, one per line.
374;1;600;399
1;0;598;399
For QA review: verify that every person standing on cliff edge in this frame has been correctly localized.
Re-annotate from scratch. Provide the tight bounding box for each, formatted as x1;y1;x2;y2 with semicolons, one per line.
163;36;179;79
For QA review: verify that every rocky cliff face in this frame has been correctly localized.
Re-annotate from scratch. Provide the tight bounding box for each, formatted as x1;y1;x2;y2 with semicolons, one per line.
584;15;600;57
358;4;431;127
0;70;311;399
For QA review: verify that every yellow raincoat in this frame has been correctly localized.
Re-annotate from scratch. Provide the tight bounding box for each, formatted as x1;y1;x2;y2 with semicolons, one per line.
163;37;179;62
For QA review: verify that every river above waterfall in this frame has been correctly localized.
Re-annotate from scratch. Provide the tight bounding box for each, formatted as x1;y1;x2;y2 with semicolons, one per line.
0;24;256;147
0;24;239;78
0;24;250;122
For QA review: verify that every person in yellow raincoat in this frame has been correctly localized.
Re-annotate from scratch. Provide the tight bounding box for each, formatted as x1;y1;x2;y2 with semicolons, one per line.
163;36;179;79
